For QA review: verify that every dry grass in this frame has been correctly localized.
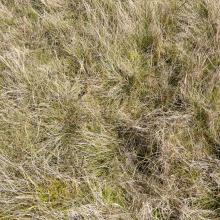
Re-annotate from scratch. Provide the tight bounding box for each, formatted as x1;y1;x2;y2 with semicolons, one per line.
0;0;220;219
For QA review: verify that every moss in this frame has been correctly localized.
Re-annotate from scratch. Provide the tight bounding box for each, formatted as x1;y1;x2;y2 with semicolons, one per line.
102;185;127;207
26;8;39;23
128;49;142;63
37;179;69;207
37;179;94;208
153;208;163;220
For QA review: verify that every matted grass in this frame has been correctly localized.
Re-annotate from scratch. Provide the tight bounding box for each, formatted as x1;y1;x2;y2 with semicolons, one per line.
0;0;220;219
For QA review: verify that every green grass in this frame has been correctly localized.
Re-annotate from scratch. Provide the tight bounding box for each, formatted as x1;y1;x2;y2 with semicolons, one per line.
0;0;220;219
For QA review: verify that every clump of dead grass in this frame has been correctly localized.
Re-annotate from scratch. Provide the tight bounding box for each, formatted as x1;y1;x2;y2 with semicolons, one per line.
0;0;220;219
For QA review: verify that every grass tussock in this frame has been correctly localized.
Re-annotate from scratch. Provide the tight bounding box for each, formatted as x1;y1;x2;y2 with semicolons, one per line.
0;0;220;219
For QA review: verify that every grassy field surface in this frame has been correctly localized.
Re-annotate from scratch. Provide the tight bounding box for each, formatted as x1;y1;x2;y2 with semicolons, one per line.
0;0;220;219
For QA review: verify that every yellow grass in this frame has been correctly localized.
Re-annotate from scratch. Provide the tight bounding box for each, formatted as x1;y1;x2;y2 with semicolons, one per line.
0;0;220;219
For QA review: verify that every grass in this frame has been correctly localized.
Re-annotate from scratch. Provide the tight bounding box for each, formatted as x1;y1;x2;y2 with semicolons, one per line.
0;0;220;219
